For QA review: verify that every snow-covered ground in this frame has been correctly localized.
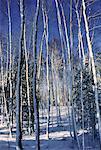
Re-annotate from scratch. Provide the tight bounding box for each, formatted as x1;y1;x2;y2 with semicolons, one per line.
0;107;100;150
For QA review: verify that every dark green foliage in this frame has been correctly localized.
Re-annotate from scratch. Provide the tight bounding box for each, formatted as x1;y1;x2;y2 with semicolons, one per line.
73;62;96;137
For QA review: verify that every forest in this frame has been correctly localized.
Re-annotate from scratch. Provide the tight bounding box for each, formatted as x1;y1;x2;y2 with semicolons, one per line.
0;0;101;150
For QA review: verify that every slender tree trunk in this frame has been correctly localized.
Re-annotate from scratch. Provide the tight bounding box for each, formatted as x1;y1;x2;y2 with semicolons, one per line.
51;50;59;125
7;0;13;137
6;39;9;85
55;71;61;125
42;0;50;139
69;0;75;140
16;0;25;149
0;41;11;136
32;0;40;149
23;23;31;135
74;1;85;67
82;0;101;147
37;31;45;80
0;97;4;126
78;21;85;150
20;83;23;133
77;7;85;150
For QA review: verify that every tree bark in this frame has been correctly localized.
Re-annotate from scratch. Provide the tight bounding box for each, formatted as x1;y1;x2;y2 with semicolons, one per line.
7;0;13;136
32;0;40;149
16;0;25;149
82;0;101;147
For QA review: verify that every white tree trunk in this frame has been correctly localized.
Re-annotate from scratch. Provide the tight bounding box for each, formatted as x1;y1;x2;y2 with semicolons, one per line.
82;0;101;146
0;41;11;136
74;1;85;67
42;0;50;139
32;0;40;149
7;0;13;136
16;0;24;149
23;23;31;135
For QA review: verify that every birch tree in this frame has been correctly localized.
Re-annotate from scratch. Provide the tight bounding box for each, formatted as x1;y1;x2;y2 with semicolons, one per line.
82;0;101;147
32;0;40;149
41;0;50;139
74;1;85;149
16;0;25;149
7;0;13;135
23;20;31;135
0;40;12;137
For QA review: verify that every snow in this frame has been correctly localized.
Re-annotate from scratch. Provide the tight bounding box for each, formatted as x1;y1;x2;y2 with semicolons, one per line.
0;107;100;150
